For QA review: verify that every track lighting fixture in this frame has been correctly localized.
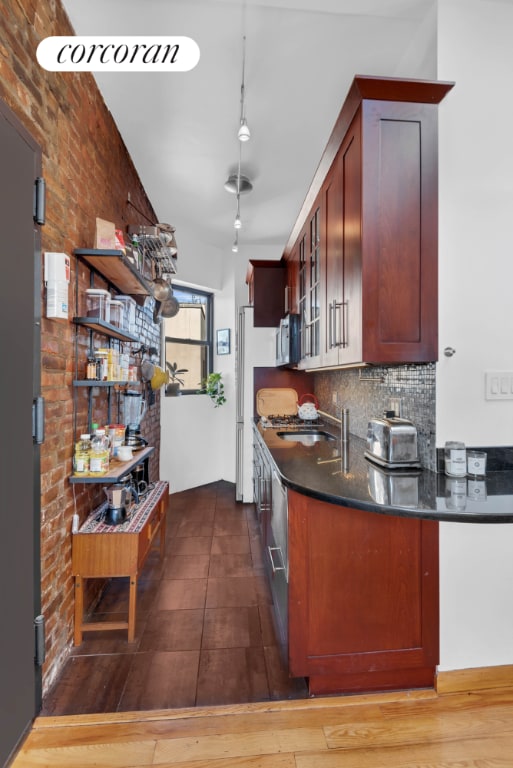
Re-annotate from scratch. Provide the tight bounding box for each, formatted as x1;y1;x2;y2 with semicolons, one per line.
226;35;252;252
224;174;253;195
238;36;250;142
238;118;250;142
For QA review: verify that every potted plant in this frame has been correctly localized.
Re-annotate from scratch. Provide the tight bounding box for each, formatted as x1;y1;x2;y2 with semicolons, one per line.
202;371;226;407
166;362;188;396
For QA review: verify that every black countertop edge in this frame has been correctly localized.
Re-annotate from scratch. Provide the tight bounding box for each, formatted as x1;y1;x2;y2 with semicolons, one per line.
255;421;513;524
283;477;513;524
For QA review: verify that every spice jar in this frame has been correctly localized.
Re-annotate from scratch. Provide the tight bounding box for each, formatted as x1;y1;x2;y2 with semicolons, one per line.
86;357;98;380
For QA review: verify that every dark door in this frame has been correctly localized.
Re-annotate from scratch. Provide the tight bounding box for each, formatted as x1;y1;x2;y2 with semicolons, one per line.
0;100;42;765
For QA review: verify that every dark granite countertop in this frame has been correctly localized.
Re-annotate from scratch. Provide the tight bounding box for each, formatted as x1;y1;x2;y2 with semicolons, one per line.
254;421;513;524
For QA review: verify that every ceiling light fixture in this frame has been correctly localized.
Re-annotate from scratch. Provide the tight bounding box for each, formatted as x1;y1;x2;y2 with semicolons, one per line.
227;35;252;253
234;198;242;229
224;174;253;195
238;118;250;142
238;36;250;142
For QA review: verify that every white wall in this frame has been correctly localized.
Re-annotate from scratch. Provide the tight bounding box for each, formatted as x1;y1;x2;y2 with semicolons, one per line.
159;239;237;493
437;0;513;670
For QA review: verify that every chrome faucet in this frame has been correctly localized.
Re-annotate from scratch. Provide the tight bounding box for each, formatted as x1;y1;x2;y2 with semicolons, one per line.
339;406;349;443
316;404;349;443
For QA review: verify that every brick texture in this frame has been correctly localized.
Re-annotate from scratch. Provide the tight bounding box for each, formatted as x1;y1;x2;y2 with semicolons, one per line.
1;0;164;691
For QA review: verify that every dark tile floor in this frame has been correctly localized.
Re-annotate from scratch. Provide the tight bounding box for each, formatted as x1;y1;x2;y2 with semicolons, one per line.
41;480;308;715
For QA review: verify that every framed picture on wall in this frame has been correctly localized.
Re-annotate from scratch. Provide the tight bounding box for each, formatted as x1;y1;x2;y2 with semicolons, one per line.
216;328;231;355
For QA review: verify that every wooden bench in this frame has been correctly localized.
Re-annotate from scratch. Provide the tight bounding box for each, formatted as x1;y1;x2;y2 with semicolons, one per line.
72;480;168;644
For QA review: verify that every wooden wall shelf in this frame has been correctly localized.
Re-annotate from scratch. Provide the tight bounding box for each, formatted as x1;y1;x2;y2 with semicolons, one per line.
74;248;151;298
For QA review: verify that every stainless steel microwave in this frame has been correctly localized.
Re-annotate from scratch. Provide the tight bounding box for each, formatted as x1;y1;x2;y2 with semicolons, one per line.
276;313;300;367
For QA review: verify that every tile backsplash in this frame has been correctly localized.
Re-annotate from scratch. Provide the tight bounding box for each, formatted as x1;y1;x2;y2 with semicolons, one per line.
314;363;436;470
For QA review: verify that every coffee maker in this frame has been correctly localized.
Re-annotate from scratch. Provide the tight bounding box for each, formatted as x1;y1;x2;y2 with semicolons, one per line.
103;476;134;526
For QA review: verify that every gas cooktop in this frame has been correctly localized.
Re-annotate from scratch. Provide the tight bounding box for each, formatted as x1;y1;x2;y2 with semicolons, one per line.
260;414;324;429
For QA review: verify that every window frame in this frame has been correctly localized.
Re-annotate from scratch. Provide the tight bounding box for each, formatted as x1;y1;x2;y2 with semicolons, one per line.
163;285;214;396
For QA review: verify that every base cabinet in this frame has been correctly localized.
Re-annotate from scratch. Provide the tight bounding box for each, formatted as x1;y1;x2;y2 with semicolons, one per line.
287;489;439;695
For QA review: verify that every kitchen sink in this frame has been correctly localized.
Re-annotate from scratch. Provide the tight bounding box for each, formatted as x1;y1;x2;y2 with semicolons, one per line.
277;430;336;445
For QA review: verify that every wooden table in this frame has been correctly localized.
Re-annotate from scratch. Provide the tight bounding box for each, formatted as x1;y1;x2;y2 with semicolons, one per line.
72;480;168;644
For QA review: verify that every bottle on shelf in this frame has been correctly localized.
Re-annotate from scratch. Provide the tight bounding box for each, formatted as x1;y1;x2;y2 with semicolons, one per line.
86;357;98;381
73;434;91;474
89;428;110;475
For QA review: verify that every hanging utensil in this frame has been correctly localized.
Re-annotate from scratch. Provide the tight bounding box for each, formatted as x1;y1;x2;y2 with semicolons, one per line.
140;359;155;381
160;293;179;317
149;276;173;302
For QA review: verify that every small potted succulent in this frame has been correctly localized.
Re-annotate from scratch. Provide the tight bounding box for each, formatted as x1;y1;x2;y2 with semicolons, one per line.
166;362;188;396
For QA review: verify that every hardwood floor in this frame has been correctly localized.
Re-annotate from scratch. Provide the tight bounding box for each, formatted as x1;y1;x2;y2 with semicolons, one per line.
13;686;513;766
40;480;308;716
14;481;513;766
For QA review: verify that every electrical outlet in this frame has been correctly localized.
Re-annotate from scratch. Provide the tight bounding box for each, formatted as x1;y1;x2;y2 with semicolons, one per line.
332;392;337;405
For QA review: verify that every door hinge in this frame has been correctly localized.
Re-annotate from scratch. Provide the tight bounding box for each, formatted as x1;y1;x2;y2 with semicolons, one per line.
33;176;46;225
32;396;45;444
34;615;45;666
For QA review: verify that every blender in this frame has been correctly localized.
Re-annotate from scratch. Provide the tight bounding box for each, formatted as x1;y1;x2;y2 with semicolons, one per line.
123;390;147;446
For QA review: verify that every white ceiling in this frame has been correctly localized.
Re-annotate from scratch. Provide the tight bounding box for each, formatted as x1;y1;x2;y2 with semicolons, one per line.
61;0;436;262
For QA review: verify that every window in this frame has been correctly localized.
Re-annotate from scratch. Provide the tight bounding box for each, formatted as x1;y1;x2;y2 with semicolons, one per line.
163;286;213;394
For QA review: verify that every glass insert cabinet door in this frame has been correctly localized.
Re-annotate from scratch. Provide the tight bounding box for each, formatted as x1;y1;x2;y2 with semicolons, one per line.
298;206;321;362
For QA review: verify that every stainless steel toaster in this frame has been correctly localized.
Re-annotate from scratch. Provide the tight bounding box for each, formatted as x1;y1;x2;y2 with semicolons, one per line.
365;416;420;469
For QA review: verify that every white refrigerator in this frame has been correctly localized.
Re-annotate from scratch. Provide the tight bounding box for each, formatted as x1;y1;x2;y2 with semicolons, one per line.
235;306;276;501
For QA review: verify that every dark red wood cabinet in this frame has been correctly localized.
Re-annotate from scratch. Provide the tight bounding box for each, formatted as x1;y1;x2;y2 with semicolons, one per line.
287;489;439;696
283;76;454;366
246;259;286;327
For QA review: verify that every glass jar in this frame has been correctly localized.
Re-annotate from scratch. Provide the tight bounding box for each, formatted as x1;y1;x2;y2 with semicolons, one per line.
86;357;98;380
108;424;126;458
444;441;466;477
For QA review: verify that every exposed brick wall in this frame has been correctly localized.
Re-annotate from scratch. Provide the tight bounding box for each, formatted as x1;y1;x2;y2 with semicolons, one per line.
1;0;163;691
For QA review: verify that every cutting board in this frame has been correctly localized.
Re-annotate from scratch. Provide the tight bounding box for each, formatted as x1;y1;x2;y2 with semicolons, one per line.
256;388;298;417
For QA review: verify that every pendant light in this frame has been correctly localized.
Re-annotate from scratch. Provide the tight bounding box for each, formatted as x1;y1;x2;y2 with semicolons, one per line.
238;36;250;142
226;35;252;252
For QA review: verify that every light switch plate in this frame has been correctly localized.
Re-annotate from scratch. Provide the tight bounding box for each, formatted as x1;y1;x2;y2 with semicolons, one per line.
485;371;513;400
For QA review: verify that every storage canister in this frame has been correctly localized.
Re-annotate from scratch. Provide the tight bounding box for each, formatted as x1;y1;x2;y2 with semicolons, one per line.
108;424;126;457
116;295;137;334
444;441;466;477
109;299;124;328
85;288;111;321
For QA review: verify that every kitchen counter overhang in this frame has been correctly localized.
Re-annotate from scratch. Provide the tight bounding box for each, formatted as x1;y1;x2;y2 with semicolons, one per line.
255;421;513;524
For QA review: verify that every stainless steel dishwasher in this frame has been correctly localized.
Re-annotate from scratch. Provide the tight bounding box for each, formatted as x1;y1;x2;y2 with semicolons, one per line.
265;467;288;647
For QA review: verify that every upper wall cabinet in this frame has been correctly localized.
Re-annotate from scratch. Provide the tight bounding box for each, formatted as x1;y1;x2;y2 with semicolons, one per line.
246;260;286;327
284;76;454;368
